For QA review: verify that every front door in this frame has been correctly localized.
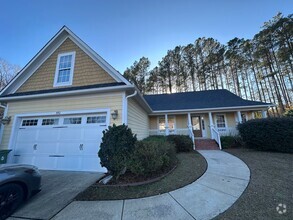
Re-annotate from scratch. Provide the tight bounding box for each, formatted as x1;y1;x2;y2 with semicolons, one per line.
191;116;202;137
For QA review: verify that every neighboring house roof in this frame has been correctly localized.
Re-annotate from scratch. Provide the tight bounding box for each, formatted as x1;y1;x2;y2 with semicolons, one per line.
1;82;126;98
144;89;272;112
0;26;132;97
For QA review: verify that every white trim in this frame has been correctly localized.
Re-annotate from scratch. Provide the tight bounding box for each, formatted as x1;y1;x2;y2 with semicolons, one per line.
122;92;126;124
214;113;228;129
0;85;134;101
7;108;110;162
53;51;76;87
150;105;272;115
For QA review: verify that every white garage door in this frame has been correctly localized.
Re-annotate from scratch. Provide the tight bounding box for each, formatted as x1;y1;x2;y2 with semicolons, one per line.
13;113;108;172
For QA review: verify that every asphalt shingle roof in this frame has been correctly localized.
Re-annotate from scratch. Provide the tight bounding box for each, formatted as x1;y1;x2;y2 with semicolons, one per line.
144;89;271;111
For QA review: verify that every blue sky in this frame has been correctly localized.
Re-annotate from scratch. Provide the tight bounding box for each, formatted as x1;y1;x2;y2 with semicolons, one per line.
0;0;292;73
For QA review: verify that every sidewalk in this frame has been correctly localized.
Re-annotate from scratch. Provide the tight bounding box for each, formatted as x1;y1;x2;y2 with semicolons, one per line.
52;150;250;220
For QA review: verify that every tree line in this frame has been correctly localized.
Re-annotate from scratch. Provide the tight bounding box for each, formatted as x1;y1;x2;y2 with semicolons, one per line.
124;13;293;116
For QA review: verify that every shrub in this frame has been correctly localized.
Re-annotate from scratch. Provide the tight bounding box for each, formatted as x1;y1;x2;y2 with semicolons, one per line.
128;140;176;176
98;124;137;179
143;135;167;142
237;117;293;153
166;135;193;152
284;108;293;117
220;136;243;149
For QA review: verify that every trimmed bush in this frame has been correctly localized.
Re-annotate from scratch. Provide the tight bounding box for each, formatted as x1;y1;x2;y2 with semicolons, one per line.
220;136;243;149
143;135;167;142
128;140;176;176
98;124;137;179
166;135;193;152
237;118;293;153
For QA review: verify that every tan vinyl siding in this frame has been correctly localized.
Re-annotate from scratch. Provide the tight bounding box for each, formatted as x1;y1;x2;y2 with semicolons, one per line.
0;92;123;150
17;38;116;93
127;99;149;140
149;116;157;129
175;114;188;129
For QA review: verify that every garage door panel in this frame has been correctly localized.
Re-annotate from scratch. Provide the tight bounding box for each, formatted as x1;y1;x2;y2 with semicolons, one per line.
81;156;106;172
59;128;82;141
16;129;37;143
37;143;58;154
38;128;59;142
56;156;82;171
14;143;35;154
14;155;34;165
58;143;81;155
83;127;103;140
34;156;57;170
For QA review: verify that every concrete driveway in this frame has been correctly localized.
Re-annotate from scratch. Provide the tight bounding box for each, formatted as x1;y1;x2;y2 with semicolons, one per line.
9;170;104;220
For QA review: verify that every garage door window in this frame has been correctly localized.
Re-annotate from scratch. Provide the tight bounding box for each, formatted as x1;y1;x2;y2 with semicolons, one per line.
63;117;82;125
22;119;38;126
87;116;106;124
42;118;59;126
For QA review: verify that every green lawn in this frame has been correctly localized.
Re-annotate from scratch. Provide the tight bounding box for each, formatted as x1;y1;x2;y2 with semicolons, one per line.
216;148;292;220
75;151;207;200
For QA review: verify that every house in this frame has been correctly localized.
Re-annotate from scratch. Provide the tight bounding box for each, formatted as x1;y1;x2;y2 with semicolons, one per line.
0;27;271;172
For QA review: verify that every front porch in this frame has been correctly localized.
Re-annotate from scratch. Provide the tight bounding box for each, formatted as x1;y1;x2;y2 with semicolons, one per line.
149;110;268;149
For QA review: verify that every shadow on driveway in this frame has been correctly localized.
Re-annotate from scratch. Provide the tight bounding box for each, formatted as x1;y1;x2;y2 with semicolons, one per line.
11;170;103;220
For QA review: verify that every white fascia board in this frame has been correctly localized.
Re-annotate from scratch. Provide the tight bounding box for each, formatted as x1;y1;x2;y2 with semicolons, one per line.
0;85;134;101
149;105;272;115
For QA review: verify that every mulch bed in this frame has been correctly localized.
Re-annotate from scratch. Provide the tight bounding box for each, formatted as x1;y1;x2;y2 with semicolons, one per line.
75;151;207;201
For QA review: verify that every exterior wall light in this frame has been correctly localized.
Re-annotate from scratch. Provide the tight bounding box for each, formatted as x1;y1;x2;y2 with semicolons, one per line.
111;110;118;120
1;116;11;125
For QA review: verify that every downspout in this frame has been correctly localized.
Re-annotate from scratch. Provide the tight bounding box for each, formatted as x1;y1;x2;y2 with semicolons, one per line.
124;91;137;125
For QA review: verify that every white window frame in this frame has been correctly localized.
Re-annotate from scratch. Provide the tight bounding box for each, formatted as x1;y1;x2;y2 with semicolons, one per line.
215;114;227;128
53;51;76;87
157;116;176;134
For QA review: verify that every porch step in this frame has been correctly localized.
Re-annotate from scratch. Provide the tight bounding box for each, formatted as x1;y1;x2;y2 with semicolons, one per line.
195;139;220;150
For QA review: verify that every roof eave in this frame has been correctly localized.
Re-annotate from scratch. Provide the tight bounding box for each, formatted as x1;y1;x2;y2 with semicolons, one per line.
0;85;134;102
149;104;273;115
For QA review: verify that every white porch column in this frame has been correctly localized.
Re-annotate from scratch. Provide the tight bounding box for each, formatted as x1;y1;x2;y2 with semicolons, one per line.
187;113;192;128
251;112;255;119
165;114;169;136
237;111;242;124
261;110;267;118
208;112;214;139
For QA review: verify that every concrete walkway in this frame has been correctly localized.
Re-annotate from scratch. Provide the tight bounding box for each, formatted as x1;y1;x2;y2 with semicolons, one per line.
52;150;250;220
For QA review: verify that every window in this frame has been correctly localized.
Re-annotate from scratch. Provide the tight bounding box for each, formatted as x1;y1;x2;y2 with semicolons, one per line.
63;117;82;125
241;114;247;123
54;52;75;86
22;119;38;126
158;116;175;132
42;118;59;126
216;115;226;128
87;116;106;124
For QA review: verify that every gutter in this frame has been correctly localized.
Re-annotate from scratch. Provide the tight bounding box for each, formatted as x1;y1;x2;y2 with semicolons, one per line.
0;85;134;101
124;91;137;125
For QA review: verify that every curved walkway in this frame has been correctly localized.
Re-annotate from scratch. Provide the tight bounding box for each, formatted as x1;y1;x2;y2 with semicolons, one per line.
52;150;250;220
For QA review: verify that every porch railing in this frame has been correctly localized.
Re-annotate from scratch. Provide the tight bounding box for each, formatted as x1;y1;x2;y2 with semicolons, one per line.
149;128;190;136
211;126;222;150
217;127;238;136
